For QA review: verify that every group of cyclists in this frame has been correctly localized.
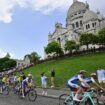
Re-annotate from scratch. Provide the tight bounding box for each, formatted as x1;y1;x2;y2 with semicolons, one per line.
0;67;105;103
0;72;34;98
67;67;105;102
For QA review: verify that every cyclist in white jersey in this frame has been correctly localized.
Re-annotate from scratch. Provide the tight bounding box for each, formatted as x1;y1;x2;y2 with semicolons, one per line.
67;70;90;101
81;73;104;91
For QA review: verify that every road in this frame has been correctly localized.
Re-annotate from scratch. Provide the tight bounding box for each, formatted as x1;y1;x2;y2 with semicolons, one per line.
0;94;59;105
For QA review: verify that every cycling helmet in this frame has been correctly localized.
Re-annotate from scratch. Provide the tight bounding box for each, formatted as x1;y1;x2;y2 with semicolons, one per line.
80;70;86;74
28;73;32;77
90;73;96;76
90;73;97;79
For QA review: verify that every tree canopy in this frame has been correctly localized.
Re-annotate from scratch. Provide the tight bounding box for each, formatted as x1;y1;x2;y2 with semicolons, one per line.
98;28;105;45
45;41;63;56
80;33;96;49
0;57;16;71
64;40;77;53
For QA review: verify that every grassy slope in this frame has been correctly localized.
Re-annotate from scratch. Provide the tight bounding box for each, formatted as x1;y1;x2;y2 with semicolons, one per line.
23;52;105;87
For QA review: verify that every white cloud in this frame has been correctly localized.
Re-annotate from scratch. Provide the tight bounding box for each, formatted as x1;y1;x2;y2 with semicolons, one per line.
0;49;14;58
0;0;105;23
0;0;15;23
0;0;73;23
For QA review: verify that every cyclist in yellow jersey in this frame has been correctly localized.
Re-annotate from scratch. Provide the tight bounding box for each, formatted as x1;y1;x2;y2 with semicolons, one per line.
2;75;9;85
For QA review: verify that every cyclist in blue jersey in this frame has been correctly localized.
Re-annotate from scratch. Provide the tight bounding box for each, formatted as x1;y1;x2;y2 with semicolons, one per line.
67;70;90;101
22;73;33;98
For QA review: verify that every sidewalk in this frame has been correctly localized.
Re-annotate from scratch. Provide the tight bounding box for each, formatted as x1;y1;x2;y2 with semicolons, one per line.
36;88;70;99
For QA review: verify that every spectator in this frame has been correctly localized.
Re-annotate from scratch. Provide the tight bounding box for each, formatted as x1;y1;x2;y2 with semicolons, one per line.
97;67;105;88
22;72;26;80
41;72;47;95
51;69;55;88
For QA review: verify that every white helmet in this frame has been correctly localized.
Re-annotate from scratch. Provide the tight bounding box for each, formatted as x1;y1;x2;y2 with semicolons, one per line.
28;73;32;77
80;70;86;74
90;73;96;76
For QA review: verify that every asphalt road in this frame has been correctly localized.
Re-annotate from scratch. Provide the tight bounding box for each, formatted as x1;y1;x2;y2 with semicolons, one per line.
0;94;59;105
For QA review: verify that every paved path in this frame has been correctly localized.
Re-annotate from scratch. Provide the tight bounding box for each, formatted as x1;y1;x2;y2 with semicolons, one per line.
0;93;58;105
36;88;69;98
0;88;104;105
0;88;68;105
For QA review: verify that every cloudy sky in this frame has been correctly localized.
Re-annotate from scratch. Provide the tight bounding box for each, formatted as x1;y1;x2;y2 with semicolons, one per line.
0;0;105;59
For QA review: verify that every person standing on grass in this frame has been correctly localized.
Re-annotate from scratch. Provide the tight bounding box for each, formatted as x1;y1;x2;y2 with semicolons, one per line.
97;67;105;88
21;72;26;80
41;72;47;95
51;69;55;88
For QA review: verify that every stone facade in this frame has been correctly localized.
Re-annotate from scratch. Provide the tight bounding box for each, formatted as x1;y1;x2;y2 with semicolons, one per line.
47;0;105;58
16;55;31;68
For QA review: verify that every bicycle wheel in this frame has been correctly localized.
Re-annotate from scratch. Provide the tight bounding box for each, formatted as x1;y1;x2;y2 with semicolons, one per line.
96;89;105;105
18;88;23;99
3;86;9;95
28;89;37;102
59;94;73;105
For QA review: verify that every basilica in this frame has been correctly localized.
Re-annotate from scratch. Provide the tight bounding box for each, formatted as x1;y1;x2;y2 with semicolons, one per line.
48;0;105;50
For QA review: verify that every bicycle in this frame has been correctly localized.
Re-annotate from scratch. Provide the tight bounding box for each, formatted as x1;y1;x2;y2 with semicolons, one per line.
59;89;98;105
1;84;9;95
8;82;22;95
96;89;105;105
18;86;37;102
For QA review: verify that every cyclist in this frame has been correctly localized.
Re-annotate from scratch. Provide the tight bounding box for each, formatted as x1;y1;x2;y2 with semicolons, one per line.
22;73;33;98
2;74;10;85
81;73;105;91
0;74;10;94
67;70;90;101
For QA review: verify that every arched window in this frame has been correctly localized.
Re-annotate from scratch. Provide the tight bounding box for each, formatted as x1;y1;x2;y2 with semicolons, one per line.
88;24;90;28
80;21;83;26
72;23;75;29
86;25;88;29
92;23;94;27
57;38;61;45
76;22;79;28
94;22;96;26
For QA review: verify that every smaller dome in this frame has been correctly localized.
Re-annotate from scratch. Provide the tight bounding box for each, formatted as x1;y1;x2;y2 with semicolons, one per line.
97;11;104;20
97;14;104;20
83;10;98;23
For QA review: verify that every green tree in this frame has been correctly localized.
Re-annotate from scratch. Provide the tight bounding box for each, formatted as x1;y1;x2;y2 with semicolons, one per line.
45;41;63;56
80;33;95;50
30;52;41;64
98;28;105;46
91;35;99;45
3;59;16;69
0;57;16;71
64;40;77;53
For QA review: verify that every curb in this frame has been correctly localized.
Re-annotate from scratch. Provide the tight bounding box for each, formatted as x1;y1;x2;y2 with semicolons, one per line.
36;87;70;91
37;93;59;99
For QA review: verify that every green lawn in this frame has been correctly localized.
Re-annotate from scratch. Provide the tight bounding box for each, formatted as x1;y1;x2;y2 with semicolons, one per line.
22;52;105;88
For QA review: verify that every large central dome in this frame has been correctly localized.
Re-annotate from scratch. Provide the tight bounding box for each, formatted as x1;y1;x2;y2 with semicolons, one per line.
67;0;87;18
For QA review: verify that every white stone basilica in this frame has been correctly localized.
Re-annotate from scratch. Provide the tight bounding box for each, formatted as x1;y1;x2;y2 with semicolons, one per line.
48;0;105;46
46;0;105;58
